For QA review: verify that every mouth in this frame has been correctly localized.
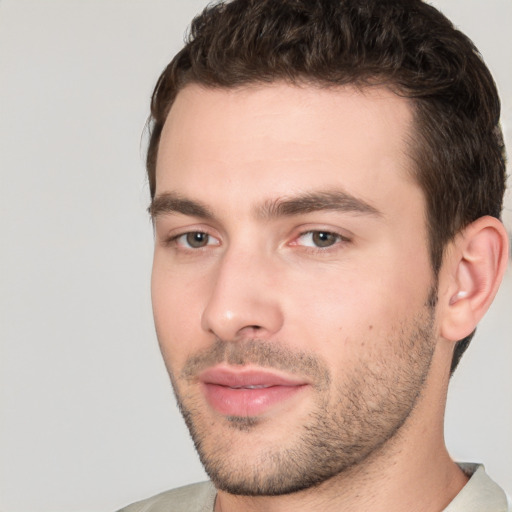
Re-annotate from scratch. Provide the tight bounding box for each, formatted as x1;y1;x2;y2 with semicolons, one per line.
198;366;309;417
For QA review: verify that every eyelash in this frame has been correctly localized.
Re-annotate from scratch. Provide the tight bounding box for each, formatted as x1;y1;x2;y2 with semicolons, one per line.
292;230;350;251
166;231;219;250
165;229;350;252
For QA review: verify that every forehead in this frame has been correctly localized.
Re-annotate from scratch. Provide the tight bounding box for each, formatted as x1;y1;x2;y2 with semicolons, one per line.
155;82;420;216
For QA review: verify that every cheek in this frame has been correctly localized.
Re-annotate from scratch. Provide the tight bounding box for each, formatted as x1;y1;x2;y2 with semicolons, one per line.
151;261;208;366
280;259;430;353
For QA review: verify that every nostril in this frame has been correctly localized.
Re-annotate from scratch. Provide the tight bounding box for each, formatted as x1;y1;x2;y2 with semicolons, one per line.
238;325;262;337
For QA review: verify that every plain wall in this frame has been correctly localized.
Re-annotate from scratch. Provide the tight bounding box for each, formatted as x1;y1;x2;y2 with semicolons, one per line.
0;1;510;511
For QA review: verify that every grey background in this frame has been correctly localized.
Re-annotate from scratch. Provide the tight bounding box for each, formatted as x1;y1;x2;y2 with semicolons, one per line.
0;1;510;511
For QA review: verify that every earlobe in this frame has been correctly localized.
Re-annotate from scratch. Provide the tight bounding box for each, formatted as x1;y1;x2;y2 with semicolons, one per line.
440;216;509;342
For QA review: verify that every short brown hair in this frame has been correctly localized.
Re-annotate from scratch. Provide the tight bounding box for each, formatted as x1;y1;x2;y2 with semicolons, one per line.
146;0;507;373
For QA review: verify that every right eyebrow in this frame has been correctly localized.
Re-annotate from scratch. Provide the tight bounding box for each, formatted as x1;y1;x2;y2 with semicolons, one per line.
149;192;214;220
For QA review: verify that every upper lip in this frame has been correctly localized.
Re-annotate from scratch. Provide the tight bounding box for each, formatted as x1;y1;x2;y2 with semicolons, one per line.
199;366;308;388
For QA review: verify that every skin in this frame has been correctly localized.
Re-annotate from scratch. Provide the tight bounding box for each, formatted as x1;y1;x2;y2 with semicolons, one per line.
151;83;473;511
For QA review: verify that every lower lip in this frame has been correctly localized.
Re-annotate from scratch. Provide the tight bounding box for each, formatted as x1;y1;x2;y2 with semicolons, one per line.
202;383;306;417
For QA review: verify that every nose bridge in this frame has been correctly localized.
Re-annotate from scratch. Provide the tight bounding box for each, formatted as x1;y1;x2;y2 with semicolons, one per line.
201;242;283;341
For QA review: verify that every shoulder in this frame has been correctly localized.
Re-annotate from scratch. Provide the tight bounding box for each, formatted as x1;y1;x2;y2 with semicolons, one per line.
444;464;511;512
116;481;216;512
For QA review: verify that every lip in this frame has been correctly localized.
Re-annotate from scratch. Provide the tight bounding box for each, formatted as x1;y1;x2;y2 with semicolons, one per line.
199;366;308;417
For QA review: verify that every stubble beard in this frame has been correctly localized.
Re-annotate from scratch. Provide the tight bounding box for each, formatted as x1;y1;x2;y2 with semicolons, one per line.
166;297;437;497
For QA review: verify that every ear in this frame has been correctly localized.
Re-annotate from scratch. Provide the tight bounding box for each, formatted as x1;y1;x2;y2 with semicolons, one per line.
439;216;509;342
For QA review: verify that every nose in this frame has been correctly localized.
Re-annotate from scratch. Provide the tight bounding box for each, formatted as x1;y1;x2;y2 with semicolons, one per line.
201;247;284;342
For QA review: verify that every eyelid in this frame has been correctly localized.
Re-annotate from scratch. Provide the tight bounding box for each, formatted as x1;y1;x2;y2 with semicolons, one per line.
169;230;221;248
156;222;222;247
289;228;351;250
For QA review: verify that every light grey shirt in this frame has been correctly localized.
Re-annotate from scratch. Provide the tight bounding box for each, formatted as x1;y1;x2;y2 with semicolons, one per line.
117;464;510;512
443;463;510;512
118;481;216;512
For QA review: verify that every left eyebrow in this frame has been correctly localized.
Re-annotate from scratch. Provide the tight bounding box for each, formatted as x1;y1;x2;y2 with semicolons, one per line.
256;190;382;219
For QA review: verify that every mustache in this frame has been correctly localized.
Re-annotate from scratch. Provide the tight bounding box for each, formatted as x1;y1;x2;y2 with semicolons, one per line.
180;338;330;387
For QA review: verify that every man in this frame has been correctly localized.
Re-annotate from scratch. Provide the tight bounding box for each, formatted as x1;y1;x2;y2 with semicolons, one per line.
119;0;510;510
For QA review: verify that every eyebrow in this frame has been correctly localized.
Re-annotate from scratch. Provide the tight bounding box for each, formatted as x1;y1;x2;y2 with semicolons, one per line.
257;190;381;219
149;189;381;221
149;193;214;219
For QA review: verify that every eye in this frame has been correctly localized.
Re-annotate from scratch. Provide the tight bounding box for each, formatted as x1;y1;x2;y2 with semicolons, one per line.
174;231;220;249
296;230;345;248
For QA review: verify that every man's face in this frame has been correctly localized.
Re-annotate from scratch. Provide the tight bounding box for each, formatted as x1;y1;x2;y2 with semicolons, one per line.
151;83;438;495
